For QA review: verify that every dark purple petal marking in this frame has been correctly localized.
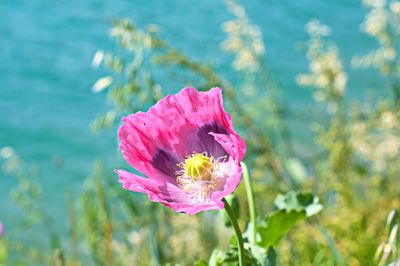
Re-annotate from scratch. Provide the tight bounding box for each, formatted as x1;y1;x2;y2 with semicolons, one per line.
151;149;180;179
197;122;228;158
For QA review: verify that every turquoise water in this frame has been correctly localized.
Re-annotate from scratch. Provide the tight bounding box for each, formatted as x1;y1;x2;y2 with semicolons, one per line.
0;0;384;240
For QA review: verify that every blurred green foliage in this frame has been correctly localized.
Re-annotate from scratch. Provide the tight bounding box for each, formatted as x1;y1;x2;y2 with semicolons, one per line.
2;0;400;265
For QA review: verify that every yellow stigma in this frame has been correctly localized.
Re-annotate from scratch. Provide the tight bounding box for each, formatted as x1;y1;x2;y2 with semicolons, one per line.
184;153;213;181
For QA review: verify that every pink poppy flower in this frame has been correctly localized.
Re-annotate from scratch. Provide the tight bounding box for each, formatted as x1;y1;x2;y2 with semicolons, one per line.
115;87;246;215
0;222;3;237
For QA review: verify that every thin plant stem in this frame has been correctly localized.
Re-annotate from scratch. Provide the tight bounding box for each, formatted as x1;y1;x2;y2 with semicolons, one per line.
223;198;245;266
241;162;256;245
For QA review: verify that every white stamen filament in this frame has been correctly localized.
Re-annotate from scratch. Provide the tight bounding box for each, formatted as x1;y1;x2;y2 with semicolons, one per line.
176;152;226;202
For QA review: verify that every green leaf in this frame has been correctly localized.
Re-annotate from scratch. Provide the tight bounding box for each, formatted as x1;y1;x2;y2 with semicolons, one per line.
208;249;231;266
194;259;208;266
257;191;323;248
257;210;306;248
209;247;260;266
245;244;276;266
264;247;277;266
274;191;323;217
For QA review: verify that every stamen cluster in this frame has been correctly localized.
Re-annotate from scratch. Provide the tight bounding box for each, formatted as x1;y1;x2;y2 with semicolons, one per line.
176;152;221;199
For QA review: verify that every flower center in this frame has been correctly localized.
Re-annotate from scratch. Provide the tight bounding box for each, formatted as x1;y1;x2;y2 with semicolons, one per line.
176;152;227;201
184;153;213;181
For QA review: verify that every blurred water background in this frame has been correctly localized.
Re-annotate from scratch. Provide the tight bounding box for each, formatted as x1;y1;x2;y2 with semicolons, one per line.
0;0;385;241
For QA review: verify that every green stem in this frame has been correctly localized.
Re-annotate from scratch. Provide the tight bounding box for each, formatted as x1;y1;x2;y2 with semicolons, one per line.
223;198;245;266
241;162;256;245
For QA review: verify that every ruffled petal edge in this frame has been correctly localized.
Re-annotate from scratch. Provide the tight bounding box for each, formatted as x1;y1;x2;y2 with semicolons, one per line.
115;169;226;215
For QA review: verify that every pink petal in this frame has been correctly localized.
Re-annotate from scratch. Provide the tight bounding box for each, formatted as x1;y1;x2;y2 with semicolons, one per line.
118;87;242;180
116;87;246;214
211;158;243;206
209;132;246;162
116;169;225;215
